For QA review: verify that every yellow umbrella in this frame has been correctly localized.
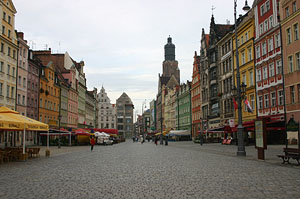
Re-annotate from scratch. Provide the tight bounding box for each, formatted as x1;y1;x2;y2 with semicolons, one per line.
0;106;49;155
0;107;48;131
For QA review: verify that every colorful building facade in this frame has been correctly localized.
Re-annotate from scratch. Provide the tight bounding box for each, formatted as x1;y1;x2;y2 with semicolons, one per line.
191;52;201;138
16;32;28;116
0;0;17;110
232;8;257;136
254;0;285;144
27;50;39;120
176;81;191;134
280;0;300;143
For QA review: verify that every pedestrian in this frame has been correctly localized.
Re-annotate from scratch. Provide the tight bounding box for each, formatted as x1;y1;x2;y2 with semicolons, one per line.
90;136;95;151
199;133;204;146
155;137;158;146
165;135;168;146
141;137;144;144
132;136;135;143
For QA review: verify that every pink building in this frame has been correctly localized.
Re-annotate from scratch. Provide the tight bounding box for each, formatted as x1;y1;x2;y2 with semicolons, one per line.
16;32;28;116
27;50;40;120
280;0;300;143
62;66;78;129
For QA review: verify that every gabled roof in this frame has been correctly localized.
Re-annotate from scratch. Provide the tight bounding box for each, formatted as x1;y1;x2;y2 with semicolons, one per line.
3;0;17;14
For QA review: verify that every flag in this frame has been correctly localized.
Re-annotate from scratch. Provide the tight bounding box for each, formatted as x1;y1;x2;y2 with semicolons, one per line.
244;98;253;113
233;97;238;110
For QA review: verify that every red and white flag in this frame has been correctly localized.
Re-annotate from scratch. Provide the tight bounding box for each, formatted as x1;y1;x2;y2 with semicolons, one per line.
244;98;253;113
232;97;238;110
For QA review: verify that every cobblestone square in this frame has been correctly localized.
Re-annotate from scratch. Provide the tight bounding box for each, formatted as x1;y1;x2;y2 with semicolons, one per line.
0;142;300;199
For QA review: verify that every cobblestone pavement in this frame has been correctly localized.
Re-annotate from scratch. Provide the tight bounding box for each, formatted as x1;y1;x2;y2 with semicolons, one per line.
0;141;300;199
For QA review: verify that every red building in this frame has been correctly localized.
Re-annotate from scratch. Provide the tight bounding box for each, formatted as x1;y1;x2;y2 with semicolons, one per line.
254;0;285;144
191;52;201;139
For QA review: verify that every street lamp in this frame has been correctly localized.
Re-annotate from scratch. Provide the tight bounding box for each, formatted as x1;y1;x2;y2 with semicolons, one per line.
58;115;62;149
234;0;250;156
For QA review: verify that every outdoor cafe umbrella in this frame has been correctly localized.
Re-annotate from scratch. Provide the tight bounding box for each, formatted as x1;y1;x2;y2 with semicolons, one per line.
0;107;49;155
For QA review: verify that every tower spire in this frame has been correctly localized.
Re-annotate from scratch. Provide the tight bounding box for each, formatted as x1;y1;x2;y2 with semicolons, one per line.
164;36;175;61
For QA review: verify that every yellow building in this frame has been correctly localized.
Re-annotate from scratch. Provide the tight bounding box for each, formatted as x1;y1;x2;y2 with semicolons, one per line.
0;0;18;110
232;8;257;131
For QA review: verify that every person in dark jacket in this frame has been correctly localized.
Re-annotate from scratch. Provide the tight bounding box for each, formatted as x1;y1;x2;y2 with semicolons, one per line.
199;133;204;146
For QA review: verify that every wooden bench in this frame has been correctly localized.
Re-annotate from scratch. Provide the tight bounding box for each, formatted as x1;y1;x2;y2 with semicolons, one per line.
277;148;300;165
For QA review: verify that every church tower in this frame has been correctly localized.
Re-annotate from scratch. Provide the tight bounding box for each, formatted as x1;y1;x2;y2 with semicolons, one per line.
162;36;180;84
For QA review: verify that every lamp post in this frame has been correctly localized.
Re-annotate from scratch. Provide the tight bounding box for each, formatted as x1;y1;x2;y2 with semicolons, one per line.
58;115;62;149
234;0;250;156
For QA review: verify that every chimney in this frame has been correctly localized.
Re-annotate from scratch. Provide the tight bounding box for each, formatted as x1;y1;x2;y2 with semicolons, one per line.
17;32;24;40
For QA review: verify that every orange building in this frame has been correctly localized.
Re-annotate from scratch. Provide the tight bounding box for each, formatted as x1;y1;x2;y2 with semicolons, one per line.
38;60;60;128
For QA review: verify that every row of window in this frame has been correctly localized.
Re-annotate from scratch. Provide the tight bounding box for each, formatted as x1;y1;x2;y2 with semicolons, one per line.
39;115;57;124
260;0;271;16
17;95;38;108
259;15;274;36
287;52;300;73
256;34;281;58
178;116;190;125
101;123;114;129
221;40;231;56
68;103;78;114
240;47;252;65
238;31;250;47
223;77;233;94
40;83;58;96
178;107;189;115
2;25;12;39
19;47;27;59
0;42;17;59
3;12;12;24
68;116;78;125
258;90;284;109
286;23;299;44
221;57;232;74
1;62;16;78
284;1;297;19
39;98;58;112
191;97;201;109
100;116;115;121
257;59;282;81
289;84;300;104
0;83;14;98
223;98;233;114
192;111;201;121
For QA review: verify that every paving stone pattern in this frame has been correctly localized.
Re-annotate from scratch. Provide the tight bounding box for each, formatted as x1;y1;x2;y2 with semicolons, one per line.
0;141;300;199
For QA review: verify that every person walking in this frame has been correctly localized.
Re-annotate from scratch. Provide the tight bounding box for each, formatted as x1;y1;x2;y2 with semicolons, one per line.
155;137;158;146
199;133;204;146
90;136;95;151
165;135;168;146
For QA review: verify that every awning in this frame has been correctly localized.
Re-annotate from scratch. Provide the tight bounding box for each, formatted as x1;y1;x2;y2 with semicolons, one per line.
40;133;70;136
0;106;48;131
91;128;118;135
168;130;190;136
199;130;225;134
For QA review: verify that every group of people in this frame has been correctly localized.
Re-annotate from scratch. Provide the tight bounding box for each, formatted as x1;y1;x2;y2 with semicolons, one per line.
131;135;169;146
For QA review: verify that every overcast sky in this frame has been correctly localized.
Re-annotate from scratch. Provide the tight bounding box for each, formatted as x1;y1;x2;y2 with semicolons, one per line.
14;0;254;119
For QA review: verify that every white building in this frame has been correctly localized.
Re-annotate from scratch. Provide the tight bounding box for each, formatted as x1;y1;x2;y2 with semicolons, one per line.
97;86;116;129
